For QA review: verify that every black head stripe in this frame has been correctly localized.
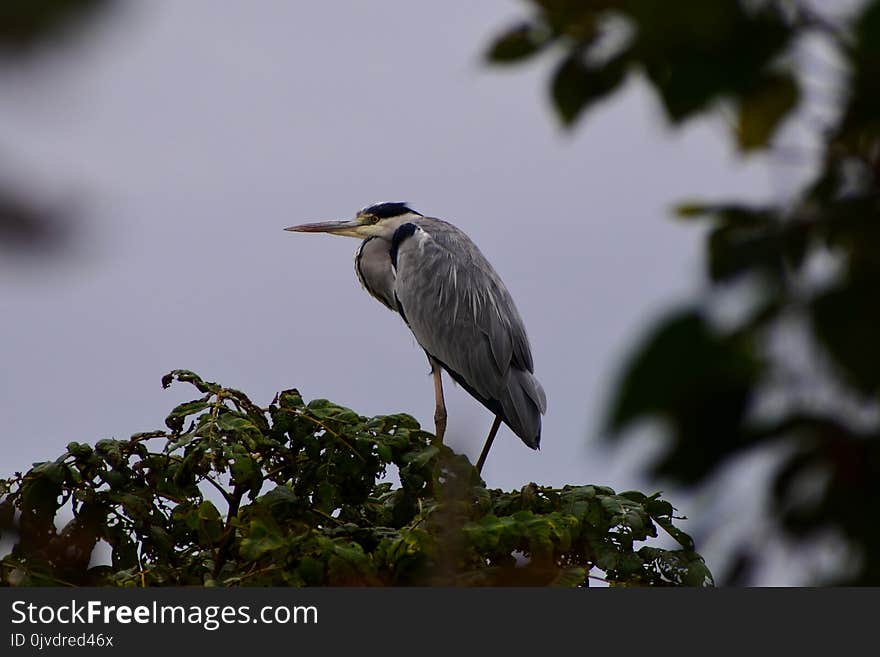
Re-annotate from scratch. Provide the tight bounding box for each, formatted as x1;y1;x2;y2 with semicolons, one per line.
390;222;418;270
363;202;421;219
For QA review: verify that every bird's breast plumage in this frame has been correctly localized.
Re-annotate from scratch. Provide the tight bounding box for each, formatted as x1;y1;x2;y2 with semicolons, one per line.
354;236;397;311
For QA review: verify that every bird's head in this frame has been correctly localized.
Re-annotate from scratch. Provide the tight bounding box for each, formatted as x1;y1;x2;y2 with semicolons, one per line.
285;202;422;240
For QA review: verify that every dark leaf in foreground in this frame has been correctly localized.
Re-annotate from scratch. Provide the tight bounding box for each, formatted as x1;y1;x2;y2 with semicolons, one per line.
606;309;762;483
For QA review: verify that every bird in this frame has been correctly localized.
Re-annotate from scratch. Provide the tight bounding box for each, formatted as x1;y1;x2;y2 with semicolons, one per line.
285;202;546;473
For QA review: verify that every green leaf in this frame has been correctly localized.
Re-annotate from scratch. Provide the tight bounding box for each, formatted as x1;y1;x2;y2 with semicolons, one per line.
639;547;714;587
405;445;439;469
95;439;124;466
0;0;112;52
118;493;151;522
654;515;695;551
30;461;67;484
164;397;211;432
217;413;260;435
709;219;794;283
551;50;628;126
20;475;61;518
230;453;262;498
195;500;224;545
486;23;549;63
628;0;791;122
0;497;14;529
549;566;588;587
736;72;799;151
674;202;712;219
161;369;220;394
811;276;880;394
837;0;880;144
377;443;393;463
606;309;762;482
240;517;286;561
276;388;304;408
66;442;93;458
297;556;324;585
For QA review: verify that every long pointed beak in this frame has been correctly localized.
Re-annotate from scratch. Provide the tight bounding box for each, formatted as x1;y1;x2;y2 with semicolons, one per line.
284;220;362;235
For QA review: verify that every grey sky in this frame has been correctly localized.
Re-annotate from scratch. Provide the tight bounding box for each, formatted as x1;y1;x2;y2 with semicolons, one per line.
1;1;778;578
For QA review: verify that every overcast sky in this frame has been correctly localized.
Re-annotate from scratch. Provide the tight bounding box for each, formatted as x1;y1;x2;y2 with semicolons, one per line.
0;1;791;579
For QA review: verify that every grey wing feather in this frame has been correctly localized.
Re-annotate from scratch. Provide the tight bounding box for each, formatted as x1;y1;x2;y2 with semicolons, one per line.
393;218;546;448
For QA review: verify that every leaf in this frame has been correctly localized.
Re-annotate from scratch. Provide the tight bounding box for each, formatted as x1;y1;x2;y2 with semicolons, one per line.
837;0;880;144
645;497;673;519
217;414;262;441
551;50;628;126
549;566;588;587
230;453;262;498
275;388;304;409
560;486;602;526
118;493;151;522
707;217;783;283
110;535;138;570
95;439;124;466
0;497;14;529
638;547;714;587
606;309;762;482
674;202;803;283
486;22;549;63
811;276;880;394
297;556;324;585
736;72;799;151
628;0;792;122
0;0;113;53
608;310;755;429
66;441;93;458
164;396;211;432
377;444;393;463
404;445;439;469
161;369;220;394
30;461;67;485
674;202;712;219
240;517;286;561
259;485;299;515
653;514;694;551
195;500;224;545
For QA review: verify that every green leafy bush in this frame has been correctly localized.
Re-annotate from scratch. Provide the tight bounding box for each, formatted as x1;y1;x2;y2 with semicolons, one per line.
0;371;711;587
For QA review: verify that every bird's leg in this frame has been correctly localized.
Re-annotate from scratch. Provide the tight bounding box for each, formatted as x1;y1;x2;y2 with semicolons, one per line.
431;362;447;444
476;415;502;474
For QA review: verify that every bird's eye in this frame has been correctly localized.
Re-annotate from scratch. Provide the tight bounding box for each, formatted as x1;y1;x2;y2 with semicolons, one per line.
367;215;380;224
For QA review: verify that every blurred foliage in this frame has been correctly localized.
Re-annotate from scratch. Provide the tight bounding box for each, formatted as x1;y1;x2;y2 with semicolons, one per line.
0;0;112;54
0;0;114;253
488;0;880;583
0;185;71;253
0;371;711;587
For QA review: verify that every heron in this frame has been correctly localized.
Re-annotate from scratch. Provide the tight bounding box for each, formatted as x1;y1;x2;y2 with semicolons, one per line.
285;202;546;473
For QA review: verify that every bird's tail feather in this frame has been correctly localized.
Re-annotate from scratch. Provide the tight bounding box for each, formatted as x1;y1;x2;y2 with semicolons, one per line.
431;352;545;451
501;369;546;450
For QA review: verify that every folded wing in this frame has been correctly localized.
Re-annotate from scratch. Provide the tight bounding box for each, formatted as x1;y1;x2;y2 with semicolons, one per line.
392;218;546;448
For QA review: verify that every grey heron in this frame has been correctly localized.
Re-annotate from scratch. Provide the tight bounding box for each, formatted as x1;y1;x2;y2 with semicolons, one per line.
285;202;546;473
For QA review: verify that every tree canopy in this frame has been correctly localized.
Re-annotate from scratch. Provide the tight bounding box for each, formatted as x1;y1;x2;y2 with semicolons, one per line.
0;371;711;587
